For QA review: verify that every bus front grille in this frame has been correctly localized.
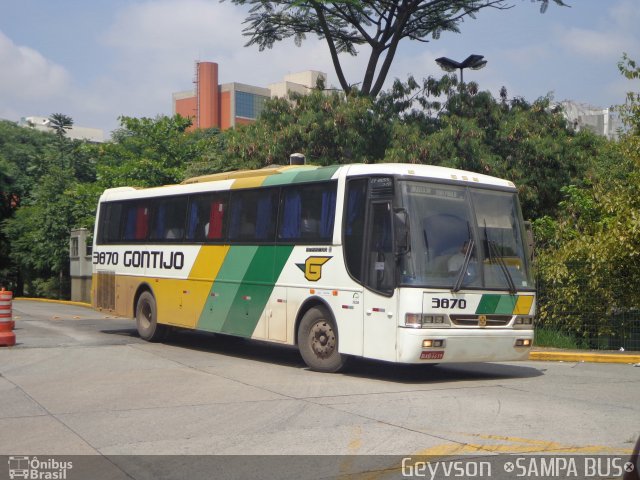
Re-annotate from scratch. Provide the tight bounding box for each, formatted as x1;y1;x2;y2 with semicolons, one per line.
449;315;512;327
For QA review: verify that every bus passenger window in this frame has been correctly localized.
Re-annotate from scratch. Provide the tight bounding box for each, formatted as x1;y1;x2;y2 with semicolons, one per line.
186;193;227;241
228;189;277;242
97;203;123;244
149;196;188;242
122;202;149;241
278;182;336;243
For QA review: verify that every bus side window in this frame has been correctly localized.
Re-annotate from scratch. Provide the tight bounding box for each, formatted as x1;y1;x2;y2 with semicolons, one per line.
279;182;337;243
229;189;278;242
186;193;228;241
97;202;123;244
122;202;149;241
149;196;188;242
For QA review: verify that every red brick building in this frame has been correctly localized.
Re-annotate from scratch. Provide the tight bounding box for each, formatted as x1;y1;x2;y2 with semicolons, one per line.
173;62;326;131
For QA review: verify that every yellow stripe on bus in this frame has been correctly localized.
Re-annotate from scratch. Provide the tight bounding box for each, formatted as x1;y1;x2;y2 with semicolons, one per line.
231;176;270;189
513;295;534;315
154;246;230;329
189;245;230;281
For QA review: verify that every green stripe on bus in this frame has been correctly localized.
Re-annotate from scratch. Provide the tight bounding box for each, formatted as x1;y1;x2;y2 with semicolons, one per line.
196;246;258;332
495;295;518;314
221;245;293;336
292;165;339;183
212;245;294;337
475;294;518;315
262;170;307;186
262;165;339;187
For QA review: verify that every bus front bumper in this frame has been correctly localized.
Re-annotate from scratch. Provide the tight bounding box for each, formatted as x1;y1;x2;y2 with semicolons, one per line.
397;327;534;364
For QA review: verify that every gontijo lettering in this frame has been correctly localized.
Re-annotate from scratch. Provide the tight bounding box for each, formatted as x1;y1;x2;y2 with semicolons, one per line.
93;250;184;270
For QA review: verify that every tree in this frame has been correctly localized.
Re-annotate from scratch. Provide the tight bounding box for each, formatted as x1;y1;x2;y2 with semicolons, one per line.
48;113;74;138
4;164;77;297
0;119;97;296
232;0;568;97
216;90;391;168
97;115;212;188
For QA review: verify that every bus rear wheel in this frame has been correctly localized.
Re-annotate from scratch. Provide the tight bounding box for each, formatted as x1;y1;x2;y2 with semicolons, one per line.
298;307;347;373
136;291;167;342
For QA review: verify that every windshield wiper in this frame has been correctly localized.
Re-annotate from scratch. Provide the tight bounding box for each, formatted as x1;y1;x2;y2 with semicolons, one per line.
487;238;517;294
452;239;475;293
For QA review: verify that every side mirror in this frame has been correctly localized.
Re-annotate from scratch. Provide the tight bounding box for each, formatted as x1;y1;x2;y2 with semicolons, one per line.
393;208;410;256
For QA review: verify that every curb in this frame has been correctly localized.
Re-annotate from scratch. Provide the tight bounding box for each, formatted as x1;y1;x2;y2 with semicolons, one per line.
529;351;640;364
14;297;92;308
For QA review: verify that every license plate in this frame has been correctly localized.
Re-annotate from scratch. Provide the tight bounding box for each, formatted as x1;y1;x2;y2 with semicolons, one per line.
420;351;444;360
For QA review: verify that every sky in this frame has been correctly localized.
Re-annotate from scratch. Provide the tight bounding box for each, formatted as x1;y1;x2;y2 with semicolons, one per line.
1;0;639;138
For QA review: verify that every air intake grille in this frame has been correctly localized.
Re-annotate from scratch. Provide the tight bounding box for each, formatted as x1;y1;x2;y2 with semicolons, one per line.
96;271;115;310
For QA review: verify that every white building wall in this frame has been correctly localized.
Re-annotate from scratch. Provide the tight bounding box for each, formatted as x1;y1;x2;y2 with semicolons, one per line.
19;116;104;142
269;71;328;99
558;101;624;141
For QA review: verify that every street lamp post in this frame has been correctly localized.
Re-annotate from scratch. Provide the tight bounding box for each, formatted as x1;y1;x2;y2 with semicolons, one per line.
435;54;487;85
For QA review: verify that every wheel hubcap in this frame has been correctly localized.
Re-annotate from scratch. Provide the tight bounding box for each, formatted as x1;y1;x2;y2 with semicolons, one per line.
310;321;335;359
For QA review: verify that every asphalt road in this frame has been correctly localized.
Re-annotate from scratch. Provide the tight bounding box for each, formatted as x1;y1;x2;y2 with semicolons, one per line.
1;300;638;478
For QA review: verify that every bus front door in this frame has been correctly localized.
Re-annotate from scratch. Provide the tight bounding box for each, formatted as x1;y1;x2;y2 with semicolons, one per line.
362;200;398;362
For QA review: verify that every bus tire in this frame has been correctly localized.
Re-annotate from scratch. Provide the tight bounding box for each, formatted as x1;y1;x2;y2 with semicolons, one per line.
136;291;167;342
298;306;347;373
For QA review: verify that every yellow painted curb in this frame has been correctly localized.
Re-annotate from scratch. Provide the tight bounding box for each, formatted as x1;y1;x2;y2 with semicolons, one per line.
530;351;640;364
14;297;92;308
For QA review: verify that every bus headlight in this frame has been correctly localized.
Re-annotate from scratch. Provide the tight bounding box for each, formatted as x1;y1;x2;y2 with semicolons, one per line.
405;314;450;328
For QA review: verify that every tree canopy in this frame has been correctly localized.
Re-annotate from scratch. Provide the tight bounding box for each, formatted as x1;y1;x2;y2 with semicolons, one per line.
232;0;568;96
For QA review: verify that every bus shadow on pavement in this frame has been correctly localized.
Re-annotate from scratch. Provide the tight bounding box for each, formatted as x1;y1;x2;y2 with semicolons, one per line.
343;357;544;384
118;327;544;384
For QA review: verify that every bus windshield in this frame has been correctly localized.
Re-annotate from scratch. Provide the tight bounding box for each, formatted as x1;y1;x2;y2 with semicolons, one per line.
398;181;534;291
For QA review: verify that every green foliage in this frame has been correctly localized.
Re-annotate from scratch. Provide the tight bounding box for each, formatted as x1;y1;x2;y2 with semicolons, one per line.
534;327;586;349
377;79;597;218
97;115;207;187
534;55;640;346
218;91;392;168
0;118;97;296
617;53;640;135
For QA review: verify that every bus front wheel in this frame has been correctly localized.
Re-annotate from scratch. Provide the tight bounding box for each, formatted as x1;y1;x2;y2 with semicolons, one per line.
136;291;167;342
298;307;347;373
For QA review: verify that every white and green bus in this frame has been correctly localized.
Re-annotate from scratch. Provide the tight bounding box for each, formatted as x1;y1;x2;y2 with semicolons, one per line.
92;162;535;372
